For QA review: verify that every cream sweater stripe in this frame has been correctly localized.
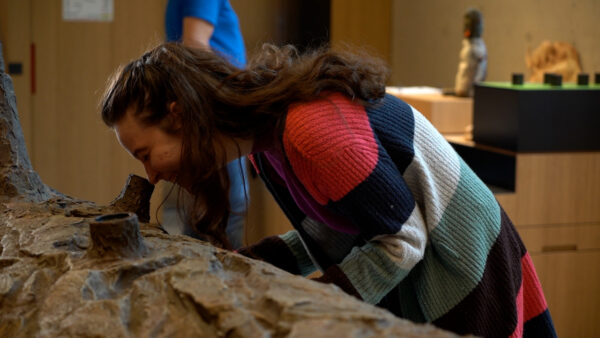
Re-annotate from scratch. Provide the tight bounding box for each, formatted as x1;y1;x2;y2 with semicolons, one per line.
403;106;462;234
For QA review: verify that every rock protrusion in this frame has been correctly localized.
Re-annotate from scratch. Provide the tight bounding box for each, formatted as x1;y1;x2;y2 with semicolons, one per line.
0;42;51;202
109;174;154;223
88;212;148;259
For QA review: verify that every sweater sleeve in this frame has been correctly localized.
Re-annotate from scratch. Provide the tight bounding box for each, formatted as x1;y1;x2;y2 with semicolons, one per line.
236;230;316;277
283;93;427;304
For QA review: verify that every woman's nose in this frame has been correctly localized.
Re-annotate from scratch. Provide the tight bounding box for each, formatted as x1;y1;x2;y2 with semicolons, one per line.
144;164;159;185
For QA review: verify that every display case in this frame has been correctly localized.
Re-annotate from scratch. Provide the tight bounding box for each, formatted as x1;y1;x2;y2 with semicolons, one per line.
472;82;600;151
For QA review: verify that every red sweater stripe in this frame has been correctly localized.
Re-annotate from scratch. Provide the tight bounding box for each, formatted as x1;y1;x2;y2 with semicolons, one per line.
521;252;548;321
284;93;379;204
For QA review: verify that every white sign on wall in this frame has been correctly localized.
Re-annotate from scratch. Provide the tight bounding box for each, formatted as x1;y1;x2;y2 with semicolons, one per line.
62;0;114;22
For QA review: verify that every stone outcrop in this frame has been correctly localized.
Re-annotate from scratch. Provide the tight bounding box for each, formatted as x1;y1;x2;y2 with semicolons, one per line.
0;42;460;337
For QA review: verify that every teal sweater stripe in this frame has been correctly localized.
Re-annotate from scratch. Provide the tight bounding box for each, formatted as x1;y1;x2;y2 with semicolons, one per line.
339;242;411;304
409;159;501;321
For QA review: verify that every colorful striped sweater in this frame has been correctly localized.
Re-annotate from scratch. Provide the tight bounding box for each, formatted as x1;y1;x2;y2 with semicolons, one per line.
240;93;556;337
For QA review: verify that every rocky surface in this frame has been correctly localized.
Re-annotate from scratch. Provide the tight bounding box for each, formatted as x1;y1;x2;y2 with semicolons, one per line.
0;42;460;337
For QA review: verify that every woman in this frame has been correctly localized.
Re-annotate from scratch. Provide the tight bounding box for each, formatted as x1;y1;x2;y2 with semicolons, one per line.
101;42;556;337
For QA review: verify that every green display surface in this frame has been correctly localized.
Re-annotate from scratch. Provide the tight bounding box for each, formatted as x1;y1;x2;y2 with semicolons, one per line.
480;81;600;91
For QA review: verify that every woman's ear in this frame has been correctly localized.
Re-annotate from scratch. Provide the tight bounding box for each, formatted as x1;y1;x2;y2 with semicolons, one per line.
168;101;183;131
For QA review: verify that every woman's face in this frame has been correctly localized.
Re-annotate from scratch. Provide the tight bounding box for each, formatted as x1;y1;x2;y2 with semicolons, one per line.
114;108;182;185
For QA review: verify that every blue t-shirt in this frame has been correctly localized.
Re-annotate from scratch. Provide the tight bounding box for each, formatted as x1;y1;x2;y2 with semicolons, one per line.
165;0;246;66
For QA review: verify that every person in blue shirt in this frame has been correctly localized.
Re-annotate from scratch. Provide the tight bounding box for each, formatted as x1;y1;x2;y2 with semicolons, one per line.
164;0;248;249
165;0;246;66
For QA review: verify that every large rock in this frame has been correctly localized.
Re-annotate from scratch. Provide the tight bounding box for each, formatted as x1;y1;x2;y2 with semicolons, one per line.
0;42;460;337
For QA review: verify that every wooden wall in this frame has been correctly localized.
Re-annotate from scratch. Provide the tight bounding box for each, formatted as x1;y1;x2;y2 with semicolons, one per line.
0;0;294;237
390;0;600;87
0;0;167;219
330;0;392;63
0;0;33;155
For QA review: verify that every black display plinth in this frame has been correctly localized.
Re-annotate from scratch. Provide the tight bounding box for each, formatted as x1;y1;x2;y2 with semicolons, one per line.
472;83;600;151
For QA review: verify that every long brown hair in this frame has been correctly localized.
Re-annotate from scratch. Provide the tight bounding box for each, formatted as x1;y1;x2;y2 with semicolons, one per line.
100;42;389;248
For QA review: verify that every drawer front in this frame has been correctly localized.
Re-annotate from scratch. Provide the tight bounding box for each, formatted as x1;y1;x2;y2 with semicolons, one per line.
531;250;600;338
518;223;600;254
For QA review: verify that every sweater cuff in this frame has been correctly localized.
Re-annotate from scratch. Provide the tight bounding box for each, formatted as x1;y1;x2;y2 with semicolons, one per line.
236;235;301;275
312;264;362;301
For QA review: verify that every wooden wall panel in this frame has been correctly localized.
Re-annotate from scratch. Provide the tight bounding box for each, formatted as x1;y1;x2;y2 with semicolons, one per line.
31;0;60;188
108;0;168;215
513;152;600;226
30;0;166;216
231;0;285;54
519;223;600;254
532;250;600;338
330;0;392;63
0;0;33;156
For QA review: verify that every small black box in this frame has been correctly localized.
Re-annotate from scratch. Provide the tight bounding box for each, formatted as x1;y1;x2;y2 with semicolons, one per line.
549;73;562;86
543;73;552;84
512;73;524;85
8;63;22;75
595;73;600;84
577;73;589;85
543;73;562;86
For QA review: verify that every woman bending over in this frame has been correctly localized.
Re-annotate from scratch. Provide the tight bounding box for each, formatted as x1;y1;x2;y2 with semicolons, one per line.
100;42;556;337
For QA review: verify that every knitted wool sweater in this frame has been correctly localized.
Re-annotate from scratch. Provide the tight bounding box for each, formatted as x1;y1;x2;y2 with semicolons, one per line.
240;93;556;337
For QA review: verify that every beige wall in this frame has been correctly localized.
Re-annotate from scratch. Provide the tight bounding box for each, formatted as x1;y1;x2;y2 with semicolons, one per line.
330;0;392;63
390;0;600;87
0;0;167;221
231;0;286;55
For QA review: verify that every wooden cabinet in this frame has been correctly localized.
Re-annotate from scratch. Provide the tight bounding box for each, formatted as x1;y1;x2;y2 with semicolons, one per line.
449;135;600;337
520;223;600;337
532;250;600;337
387;90;600;336
518;224;600;254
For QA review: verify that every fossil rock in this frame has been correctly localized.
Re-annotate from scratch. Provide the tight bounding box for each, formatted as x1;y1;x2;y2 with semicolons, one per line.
87;213;149;259
109;175;155;223
0;44;51;203
0;42;460;337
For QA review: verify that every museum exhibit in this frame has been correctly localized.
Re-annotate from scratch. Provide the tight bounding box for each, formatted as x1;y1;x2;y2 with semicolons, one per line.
0;0;598;337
